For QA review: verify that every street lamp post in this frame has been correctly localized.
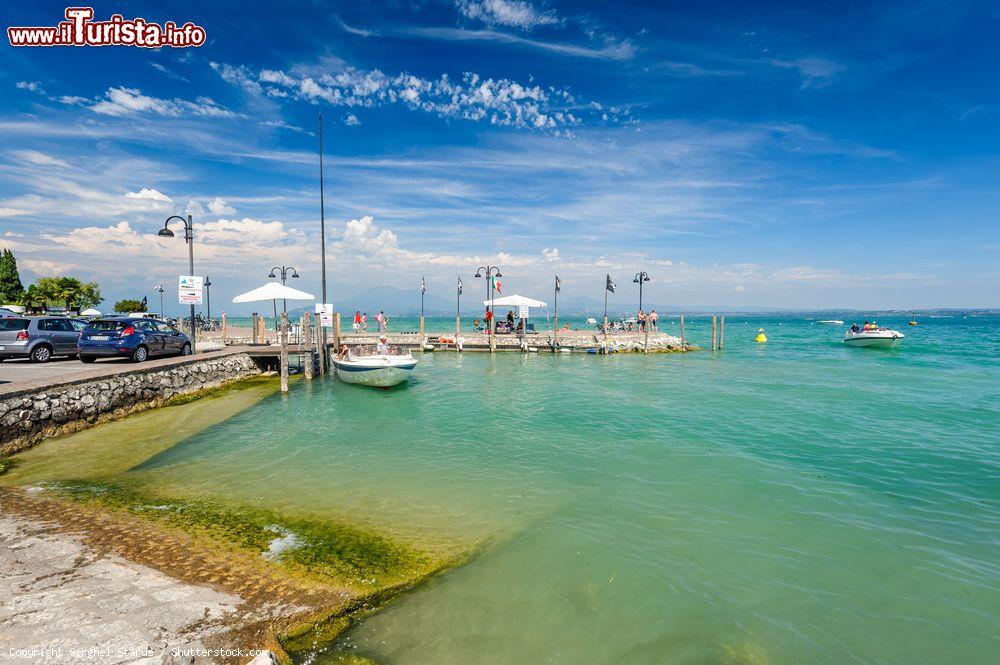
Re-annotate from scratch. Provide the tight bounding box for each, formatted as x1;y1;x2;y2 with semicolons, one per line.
475;265;502;353
204;276;213;323
154;284;164;318
157;215;196;353
268;266;300;314
633;271;650;313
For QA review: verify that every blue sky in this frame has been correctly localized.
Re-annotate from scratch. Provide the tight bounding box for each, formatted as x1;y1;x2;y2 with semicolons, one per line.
1;0;998;314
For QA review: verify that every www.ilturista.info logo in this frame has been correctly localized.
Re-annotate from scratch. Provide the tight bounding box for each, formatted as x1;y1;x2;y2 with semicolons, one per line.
8;7;206;48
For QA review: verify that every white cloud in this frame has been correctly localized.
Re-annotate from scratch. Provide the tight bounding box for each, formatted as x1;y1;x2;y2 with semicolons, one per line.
0;207;30;217
456;0;559;31
403;27;636;61
11;150;71;168
124;188;173;203
87;87;239;119
344;113;361;126
207;197;236;216
542;247;560;261
16;81;43;93
150;62;191;83
215;63;587;133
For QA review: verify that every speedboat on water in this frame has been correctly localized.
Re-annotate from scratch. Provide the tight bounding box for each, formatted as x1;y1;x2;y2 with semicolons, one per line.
332;347;418;387
844;328;905;348
817;320;843;325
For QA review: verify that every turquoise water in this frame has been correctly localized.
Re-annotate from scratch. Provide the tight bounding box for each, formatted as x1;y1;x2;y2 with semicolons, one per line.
126;314;997;663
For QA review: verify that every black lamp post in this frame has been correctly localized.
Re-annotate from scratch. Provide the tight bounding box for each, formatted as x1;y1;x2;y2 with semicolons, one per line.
158;214;196;353
475;265;502;350
204;276;213;323
269;265;300;314
633;271;651;312
154;284;164;318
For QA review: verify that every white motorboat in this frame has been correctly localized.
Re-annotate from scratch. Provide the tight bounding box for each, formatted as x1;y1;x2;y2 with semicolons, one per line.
817;320;844;325
844;328;905;348
332;349;418;387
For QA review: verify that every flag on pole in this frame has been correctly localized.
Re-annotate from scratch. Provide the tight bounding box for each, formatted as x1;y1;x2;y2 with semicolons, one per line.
606;274;616;293
141;295;148;308
457;277;463;295
421;277;426;294
491;275;503;294
555;275;561;293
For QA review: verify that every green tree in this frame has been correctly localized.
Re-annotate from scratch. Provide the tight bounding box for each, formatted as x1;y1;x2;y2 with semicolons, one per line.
114;298;144;313
0;249;24;304
78;281;103;310
16;284;46;313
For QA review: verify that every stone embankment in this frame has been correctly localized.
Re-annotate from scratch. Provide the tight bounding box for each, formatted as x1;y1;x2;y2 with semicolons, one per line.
0;352;260;457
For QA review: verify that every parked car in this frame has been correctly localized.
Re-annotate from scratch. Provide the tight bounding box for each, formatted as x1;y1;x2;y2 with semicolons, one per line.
0;307;20;318
0;317;87;362
78;317;191;363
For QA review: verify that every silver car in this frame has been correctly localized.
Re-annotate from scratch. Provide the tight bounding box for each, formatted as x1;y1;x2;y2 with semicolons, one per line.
0;317;86;363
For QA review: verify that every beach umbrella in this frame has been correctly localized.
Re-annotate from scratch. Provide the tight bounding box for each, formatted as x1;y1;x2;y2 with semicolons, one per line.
80;308;102;317
232;282;315;303
483;294;547;338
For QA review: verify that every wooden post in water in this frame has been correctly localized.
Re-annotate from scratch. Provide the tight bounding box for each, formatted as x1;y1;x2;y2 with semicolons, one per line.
279;312;289;393
455;314;461;352
221;311;227;344
419;315;425;353
316;318;325;375
302;314;313;381
719;316;725;351
644;319;649;353
251;313;259;345
711;315;718;351
680;314;686;350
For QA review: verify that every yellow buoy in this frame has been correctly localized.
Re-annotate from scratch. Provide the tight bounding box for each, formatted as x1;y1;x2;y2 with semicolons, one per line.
755;328;767;343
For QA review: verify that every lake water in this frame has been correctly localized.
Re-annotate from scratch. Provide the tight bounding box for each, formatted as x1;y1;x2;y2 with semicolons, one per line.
15;314;1000;664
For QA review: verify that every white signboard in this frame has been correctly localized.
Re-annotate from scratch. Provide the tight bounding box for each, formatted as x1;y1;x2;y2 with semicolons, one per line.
178;275;203;305
315;303;334;328
519;305;529;320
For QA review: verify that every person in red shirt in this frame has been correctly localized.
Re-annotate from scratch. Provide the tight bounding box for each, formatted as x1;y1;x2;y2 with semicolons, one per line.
484;307;494;334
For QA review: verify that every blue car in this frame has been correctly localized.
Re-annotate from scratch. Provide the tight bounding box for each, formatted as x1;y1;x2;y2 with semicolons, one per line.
78;317;192;363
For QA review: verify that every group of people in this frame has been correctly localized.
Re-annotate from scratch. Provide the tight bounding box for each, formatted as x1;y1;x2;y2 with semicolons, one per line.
352;310;390;333
851;321;882;333
637;309;659;332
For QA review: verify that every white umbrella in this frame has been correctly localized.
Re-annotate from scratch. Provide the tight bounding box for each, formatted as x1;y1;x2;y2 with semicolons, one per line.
482;294;547;309
80;308;102;317
232;282;315;303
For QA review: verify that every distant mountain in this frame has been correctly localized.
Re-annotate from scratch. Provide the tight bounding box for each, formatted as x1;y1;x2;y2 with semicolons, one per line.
289;285;455;317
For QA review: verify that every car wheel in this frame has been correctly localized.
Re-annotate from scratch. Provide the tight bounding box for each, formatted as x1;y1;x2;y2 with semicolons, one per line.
30;345;52;363
132;345;148;363
181;343;192;356
80;355;96;364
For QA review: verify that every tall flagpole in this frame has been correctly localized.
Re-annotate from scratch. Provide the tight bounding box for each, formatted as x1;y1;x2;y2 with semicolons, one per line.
318;112;329;372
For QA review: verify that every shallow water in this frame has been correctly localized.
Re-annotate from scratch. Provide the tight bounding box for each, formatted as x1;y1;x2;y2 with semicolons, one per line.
9;314;1000;664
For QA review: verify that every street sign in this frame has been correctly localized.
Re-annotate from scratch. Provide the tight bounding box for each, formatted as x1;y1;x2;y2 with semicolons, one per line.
315;303;333;328
178;275;203;305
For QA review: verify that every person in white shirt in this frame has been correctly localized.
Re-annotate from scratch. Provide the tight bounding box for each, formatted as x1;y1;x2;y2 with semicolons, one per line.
376;335;390;355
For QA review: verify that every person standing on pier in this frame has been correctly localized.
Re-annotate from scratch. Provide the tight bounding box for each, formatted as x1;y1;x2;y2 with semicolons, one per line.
650;309;659;331
485;307;494;334
361;312;368;332
638;309;647;332
353;310;361;332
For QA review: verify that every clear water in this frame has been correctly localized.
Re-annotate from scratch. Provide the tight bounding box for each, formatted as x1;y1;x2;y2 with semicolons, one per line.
19;314;1000;663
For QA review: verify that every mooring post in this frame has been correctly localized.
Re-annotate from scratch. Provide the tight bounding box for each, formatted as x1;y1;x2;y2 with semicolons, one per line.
221;311;227;344
455;314;461;352
711;315;718;351
680;314;686;350
719;316;725;351
279;312;289;393
419;315;425;353
302;314;313;381
251;313;258;345
316;318;326;375
644;319;649;354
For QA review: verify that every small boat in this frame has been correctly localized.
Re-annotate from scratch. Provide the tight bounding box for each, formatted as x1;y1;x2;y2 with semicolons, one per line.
909;313;918;326
586;317;597;325
844;328;905;348
332;349;418;387
817;320;844;325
